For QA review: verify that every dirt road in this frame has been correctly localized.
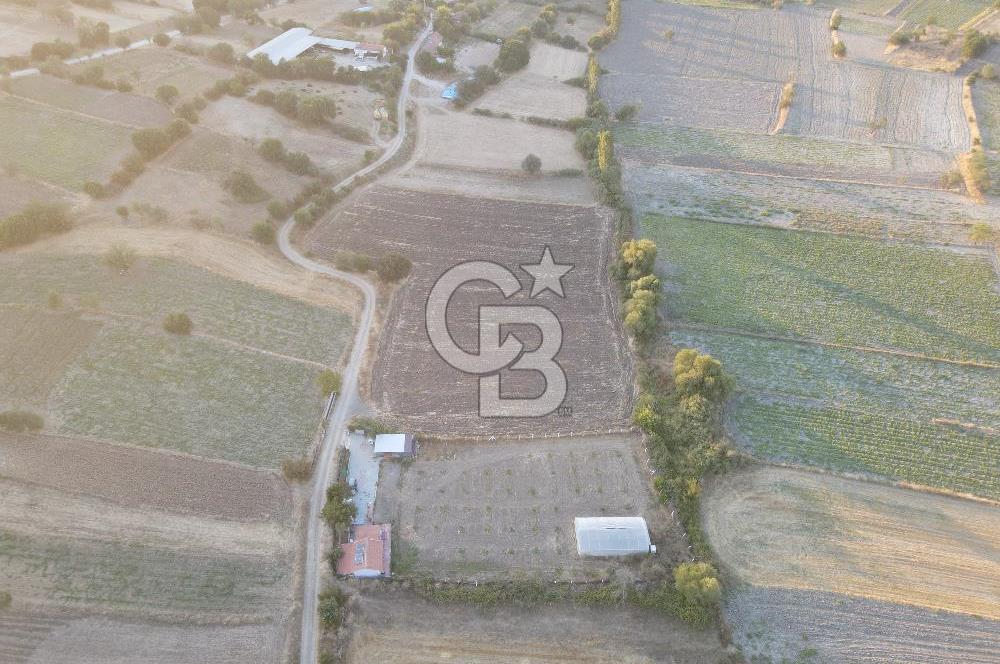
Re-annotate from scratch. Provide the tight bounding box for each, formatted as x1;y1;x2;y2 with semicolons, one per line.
280;21;432;664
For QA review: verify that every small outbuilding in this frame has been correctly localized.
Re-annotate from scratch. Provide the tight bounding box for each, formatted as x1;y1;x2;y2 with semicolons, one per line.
574;517;655;557
373;433;415;458
441;82;458;100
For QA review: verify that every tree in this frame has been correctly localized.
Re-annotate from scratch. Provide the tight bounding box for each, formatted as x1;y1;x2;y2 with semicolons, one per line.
153;33;171;47
623;288;657;340
257;138;286;162
673;349;734;403
197;6;222;28
207;42;235;64
615;103;639;121
104;243;138;272
155;84;180;105
981;63;996;80
132;127;172;159
620;238;657;279
224;171;269;204
376;252;412;282
115;33;132;49
298;96;336;125
829;8;841;30
320;482;356;533
251;220;276;244
597;130;613;171
521;153;542;174
0;202;72;249
970;222;996;244
163;312;193;335
963;30;988;59
674;562;721;607
267;200;289;220
832;40;846;57
495;37;530;72
116;206;130;220
274;90;299;117
317;369;342;396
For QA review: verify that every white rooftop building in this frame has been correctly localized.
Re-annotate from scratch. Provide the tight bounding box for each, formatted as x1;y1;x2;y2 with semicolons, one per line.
246;27;387;65
372;433;415;457
574;517;655;557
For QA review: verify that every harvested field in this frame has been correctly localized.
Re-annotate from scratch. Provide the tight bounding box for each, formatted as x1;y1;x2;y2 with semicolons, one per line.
8;75;172;128
374;436;669;579
600;1;969;155
615;123;955;187
76;47;234;100
727;587;1000;664
418;107;584;172
385;165;595;205
0;308;101;408
343;588;727;664
523;42;588;80
622;162;1000;244
0;431;292;520
197;96;370;173
474;51;588;121
671;328;1000;499
0;6;76;58
702;466;1000;619
643;215;1000;362
308;186;632;436
474;1;541;36
0;94;133;190
0;175;69;219
454;40;499;73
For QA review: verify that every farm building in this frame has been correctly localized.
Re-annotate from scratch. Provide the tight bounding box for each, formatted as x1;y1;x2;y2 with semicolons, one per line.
574;517;656;557
335;523;392;577
246;27;388;65
373;433;415;458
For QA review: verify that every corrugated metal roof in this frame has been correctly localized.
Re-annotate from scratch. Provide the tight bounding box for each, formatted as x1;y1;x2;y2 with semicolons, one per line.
373;433;412;454
574;517;652;556
246;27;321;64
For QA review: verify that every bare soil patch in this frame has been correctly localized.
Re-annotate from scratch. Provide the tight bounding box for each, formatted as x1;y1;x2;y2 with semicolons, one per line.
307;186;633;436
342;587;728;664
0;431;293;520
702;466;1000;619
418;107;584;172
374;435;675;580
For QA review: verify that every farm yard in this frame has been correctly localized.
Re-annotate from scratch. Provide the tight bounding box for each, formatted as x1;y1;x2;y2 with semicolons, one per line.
0;253;353;467
307;186;632;436
373;436;669;580
702;466;1000;620
341;588;728;664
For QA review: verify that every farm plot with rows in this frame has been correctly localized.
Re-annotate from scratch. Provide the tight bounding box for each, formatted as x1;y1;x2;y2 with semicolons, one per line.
8;75;173;128
0;94;134;191
898;0;994;29
615;122;955;187
726;587;1000;664
702;467;1000;619
600;0;968;156
669;328;1000;497
644;215;1000;362
374;436;667;580
307;186;632;436
342;588;728;664
973;79;1000;151
75;47;235;100
622;162;998;244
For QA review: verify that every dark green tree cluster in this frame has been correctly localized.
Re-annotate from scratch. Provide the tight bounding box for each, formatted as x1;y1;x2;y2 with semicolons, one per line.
320;481;356;535
257;138;318;176
0;202;72;249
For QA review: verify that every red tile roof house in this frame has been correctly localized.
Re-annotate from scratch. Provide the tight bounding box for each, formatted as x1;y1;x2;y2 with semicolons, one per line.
335;523;392;577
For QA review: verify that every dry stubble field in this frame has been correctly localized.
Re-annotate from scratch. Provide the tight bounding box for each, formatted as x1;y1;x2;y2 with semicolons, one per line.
307;186;632;436
474;43;588;120
374;436;676;579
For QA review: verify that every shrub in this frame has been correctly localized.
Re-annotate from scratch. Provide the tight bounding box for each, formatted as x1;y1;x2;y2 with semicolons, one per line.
114;33;132;49
829;8;841;30
969;222;997;244
251;220;276;244
963;30;988;59
981;64;996;80
155;84;180;105
940;168;963;188
495;37;530;72
284;151;316;175
163;312;193;335
132;128;172;159
376;252;412;282
299;96;337;125
281;457;313;482
621;238;657;279
334;251;374;272
0;202;72;249
779;81;795;109
153;32;171;47
258;138;286;162
967;149;990;191
224;171;269;203
318;587;347;630
83;181;106;199
197;6;221;28
888;30;911;46
47;290;62;308
521;153;542;174
317;369;342;396
267;199;289;220
206;41;235;64
78;19;110;48
614;103;639;121
674;562;721;607
104;242;138;271
115;78;133;92
0;591;10;610
673;349;734;403
831;40;846;57
0;411;44;433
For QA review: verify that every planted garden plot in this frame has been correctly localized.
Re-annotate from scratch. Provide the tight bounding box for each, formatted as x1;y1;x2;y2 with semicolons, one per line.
702;466;1000;619
644;215;1000;362
307;186;632;436
623;162;998;243
373;436;659;579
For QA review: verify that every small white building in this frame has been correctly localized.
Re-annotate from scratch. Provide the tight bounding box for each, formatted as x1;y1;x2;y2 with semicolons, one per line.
574;517;655;557
373;433;415;458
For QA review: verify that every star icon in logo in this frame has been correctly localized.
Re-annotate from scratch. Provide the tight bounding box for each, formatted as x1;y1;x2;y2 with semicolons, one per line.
521;246;573;298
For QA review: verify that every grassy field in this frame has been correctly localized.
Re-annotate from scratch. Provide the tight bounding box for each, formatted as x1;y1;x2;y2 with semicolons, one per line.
973;80;1000;152
53;322;325;467
0;255;352;366
899;0;993;29
0;95;133;190
645;215;1000;363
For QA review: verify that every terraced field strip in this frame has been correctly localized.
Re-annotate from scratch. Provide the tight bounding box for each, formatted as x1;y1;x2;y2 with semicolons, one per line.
644;214;1000;363
703;466;1000;619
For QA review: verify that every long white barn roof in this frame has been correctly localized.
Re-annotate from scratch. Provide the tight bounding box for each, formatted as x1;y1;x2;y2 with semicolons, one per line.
574;517;651;556
246;28;363;64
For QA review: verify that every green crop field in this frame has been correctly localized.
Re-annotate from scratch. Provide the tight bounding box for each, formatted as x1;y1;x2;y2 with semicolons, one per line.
52;322;325;467
899;0;993;29
0;528;288;615
0;95;133;190
0;255;352;366
974;81;1000;152
670;329;1000;498
645;215;1000;362
731;397;998;499
813;0;900;15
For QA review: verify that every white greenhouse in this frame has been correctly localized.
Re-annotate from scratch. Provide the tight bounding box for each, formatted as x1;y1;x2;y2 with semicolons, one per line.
574;517;656;557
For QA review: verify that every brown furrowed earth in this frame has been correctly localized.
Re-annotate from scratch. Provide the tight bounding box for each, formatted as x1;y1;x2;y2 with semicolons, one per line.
374;435;681;580
702;466;1000;620
341;586;728;664
306;186;633;436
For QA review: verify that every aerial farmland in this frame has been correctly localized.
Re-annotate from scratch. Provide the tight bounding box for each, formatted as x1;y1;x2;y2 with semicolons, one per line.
1;0;997;661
